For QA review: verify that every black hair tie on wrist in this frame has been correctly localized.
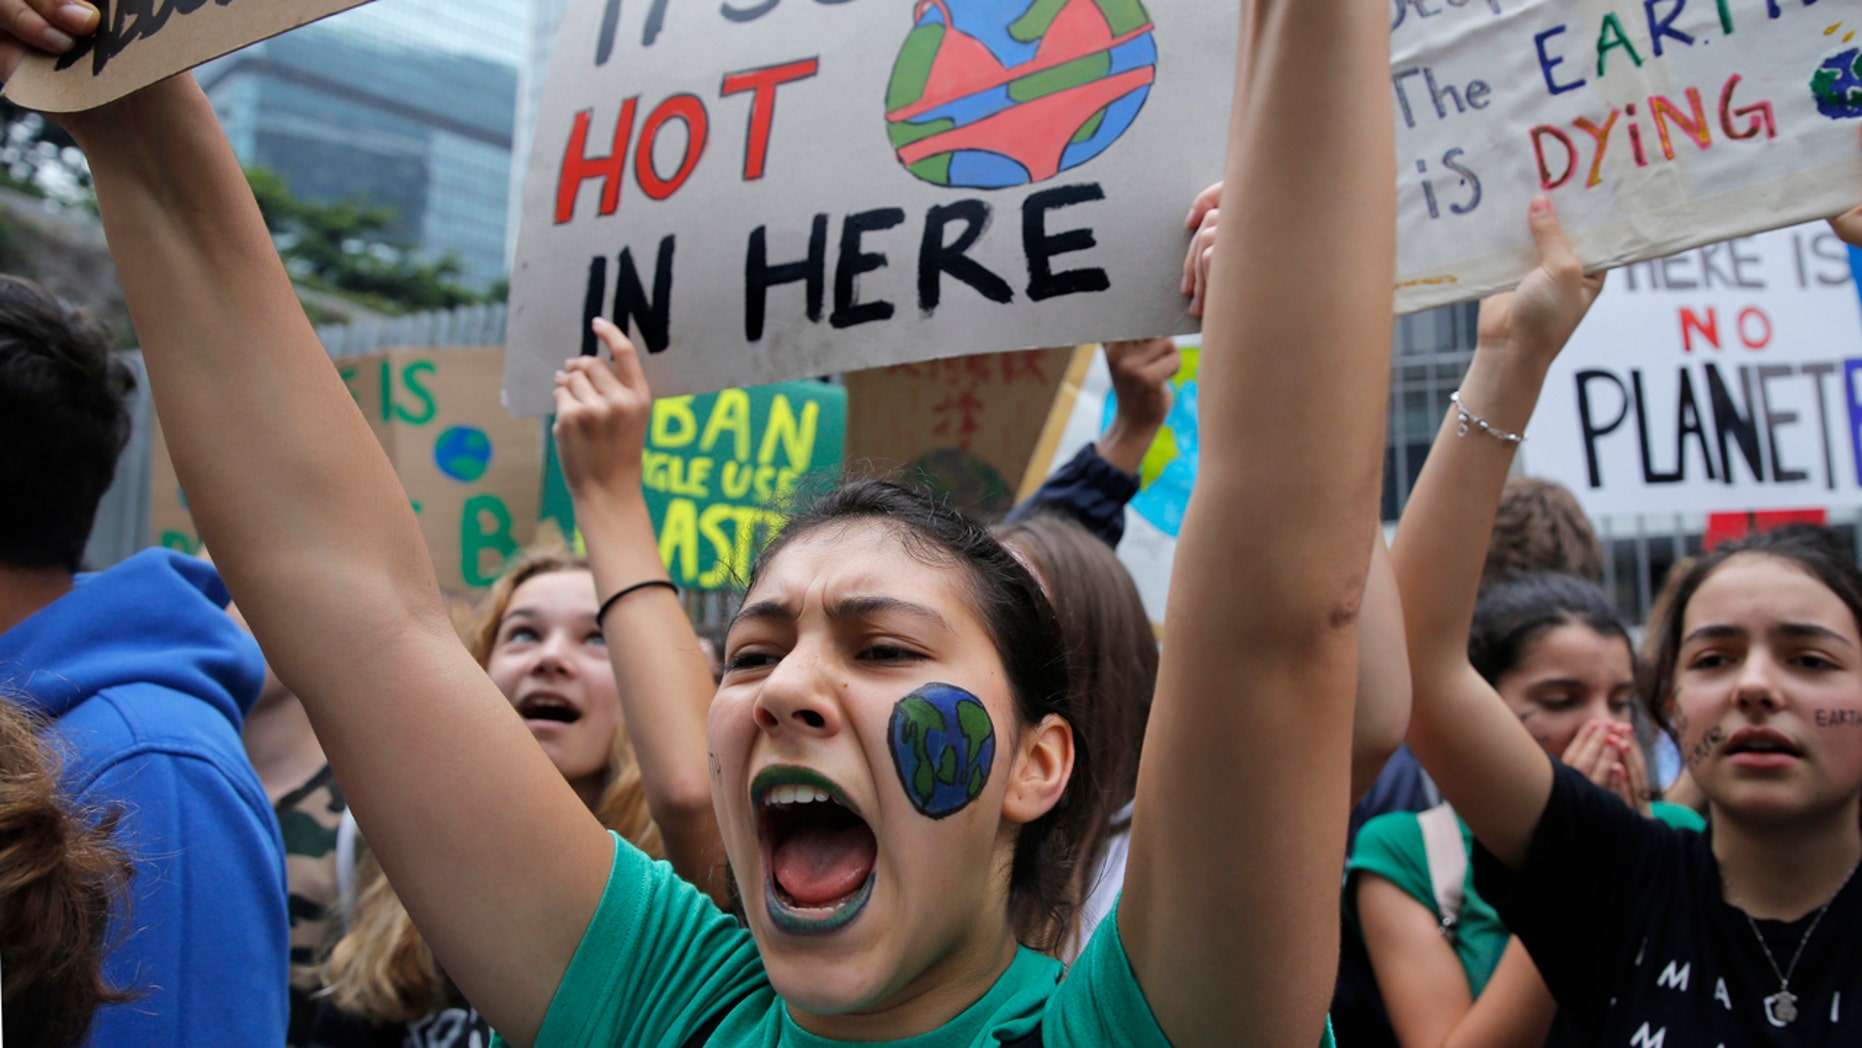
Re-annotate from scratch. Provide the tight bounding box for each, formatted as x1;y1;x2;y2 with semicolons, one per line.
596;579;679;627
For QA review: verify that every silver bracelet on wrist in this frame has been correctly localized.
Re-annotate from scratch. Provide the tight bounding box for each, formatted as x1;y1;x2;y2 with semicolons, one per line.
1450;390;1525;445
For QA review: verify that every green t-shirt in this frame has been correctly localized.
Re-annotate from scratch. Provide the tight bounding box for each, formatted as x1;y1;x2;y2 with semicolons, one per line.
1345;802;1703;1043
503;833;1336;1048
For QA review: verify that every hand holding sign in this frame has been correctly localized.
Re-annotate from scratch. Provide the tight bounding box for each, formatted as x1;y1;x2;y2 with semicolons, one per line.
1475;198;1606;376
1180;182;1220;320
1098;336;1178;475
1;0;374;113
1834;126;1862;248
0;0;100;80
552;320;655;507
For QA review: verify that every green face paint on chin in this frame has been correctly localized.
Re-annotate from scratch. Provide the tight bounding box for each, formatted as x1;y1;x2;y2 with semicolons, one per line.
888;682;996;819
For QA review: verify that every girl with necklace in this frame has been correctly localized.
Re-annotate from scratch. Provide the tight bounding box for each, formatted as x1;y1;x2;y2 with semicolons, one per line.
1394;177;1862;1044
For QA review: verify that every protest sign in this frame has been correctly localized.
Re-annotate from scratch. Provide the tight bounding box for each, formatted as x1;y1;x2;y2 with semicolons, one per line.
538;379;847;591
1392;0;1862;312
504;0;1229;414
507;0;1861;413
4;0;375;113
1522;223;1862;518
150;346;542;593
845;347;1074;519
1020;340;1197;624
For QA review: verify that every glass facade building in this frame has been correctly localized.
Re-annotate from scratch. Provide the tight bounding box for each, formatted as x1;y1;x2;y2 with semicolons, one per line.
199;1;526;292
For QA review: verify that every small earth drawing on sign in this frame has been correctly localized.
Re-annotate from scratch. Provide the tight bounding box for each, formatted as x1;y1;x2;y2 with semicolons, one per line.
1813;48;1862;120
434;426;493;483
885;0;1158;189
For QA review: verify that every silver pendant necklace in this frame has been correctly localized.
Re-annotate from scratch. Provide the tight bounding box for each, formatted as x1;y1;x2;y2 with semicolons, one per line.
1723;860;1859;1028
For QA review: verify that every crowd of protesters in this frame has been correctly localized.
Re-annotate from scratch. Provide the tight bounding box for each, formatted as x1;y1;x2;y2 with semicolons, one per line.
5;0;1862;1046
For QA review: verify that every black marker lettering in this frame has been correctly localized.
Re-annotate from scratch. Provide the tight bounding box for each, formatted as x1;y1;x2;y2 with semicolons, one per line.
918;200;1013;314
830;207;904;329
1022;183;1110;302
744;214;828;342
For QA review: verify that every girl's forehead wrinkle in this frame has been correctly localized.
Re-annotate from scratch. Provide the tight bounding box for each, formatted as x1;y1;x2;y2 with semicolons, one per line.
823;595;957;634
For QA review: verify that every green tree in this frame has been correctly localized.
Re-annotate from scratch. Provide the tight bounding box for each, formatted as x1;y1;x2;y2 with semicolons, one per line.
245;166;493;315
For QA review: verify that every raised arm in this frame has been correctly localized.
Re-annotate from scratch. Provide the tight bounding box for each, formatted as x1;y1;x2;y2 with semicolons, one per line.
551;330;729;904
1117;1;1395;1043
1390;201;1603;868
1185;184;1410;806
62;75;605;1046
1353;536;1412;802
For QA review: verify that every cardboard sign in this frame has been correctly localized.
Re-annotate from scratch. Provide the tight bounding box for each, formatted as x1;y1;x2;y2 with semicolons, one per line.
1522;223;1862;517
150;346;543;594
845;346;1075;520
1393;0;1862;312
639;380;847;589
536;380;847;591
504;0;1230;414
1020;340;1195;624
5;0;375;113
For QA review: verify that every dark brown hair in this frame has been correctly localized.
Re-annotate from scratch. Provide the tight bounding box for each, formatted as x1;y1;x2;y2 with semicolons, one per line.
994;512;1154;950
1641;525;1862;737
0;697;135;1048
1482;477;1604;587
1469;572;1631;689
752;480;1092;953
0;275;133;572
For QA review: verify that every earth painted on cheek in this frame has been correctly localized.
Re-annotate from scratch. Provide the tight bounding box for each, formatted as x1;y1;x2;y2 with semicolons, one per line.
889;683;997;818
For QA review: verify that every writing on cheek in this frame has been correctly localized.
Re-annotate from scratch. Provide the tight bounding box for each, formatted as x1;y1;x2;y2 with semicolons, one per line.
1816;710;1862;727
1687;725;1727;766
888;683;996;820
709;750;723;785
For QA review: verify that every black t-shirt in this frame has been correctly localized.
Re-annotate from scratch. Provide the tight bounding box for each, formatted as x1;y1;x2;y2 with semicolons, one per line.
1474;761;1862;1045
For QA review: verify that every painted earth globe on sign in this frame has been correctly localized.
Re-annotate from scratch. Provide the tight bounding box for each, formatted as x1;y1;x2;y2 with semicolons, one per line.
1813;48;1862;120
885;0;1157;189
434;425;493;483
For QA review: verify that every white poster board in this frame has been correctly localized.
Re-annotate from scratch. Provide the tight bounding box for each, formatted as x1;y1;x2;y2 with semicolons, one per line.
503;0;1233;415
1523;222;1862;517
1393;0;1862;312
4;0;375;112
507;0;1862;415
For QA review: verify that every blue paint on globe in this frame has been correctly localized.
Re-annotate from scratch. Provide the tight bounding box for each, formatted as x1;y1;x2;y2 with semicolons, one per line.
889;682;996;819
434;425;493;483
1813;49;1862;120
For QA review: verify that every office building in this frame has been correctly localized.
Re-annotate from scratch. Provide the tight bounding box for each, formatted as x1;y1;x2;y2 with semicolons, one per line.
199;0;526;292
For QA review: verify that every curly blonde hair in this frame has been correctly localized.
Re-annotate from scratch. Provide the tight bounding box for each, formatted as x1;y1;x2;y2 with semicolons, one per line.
321;546;664;1022
0;696;136;1048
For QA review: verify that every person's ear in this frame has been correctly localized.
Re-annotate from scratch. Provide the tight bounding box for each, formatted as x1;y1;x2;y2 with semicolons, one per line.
1002;713;1073;826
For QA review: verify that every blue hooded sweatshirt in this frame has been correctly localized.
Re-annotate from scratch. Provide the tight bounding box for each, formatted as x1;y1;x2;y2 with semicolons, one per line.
0;548;288;1046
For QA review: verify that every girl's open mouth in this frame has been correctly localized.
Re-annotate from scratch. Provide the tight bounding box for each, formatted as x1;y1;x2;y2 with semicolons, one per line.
753;768;878;935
